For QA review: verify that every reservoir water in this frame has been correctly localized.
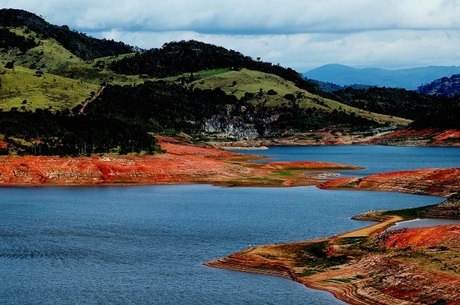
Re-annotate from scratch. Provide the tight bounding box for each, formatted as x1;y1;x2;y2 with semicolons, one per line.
1;146;459;305
238;145;460;175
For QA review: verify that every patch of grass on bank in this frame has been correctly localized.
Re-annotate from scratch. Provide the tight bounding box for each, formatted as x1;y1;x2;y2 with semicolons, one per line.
273;169;303;177
383;204;438;220
336;237;367;245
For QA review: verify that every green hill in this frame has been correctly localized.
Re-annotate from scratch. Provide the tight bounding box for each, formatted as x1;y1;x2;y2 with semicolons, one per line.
190;68;410;126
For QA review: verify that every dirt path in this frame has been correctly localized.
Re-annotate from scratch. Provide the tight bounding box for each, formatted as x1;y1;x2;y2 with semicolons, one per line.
79;85;105;114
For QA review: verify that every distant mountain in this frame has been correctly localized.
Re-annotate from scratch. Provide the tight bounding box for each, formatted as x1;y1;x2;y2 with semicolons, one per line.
304;64;460;90
417;74;460;97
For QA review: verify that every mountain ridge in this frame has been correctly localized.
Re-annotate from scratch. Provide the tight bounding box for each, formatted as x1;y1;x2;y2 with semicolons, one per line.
305;63;460;90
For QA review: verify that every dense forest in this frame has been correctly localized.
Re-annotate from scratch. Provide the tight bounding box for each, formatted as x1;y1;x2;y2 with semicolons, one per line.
0;109;156;156
0;9;133;59
333;87;449;120
0;28;37;52
0;81;380;156
331;87;460;129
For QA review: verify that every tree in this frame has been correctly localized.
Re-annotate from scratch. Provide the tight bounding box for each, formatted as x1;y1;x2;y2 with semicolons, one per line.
4;61;14;70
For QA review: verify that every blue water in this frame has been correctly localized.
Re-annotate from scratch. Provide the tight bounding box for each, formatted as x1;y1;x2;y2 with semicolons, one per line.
237;145;460;175
0;145;458;305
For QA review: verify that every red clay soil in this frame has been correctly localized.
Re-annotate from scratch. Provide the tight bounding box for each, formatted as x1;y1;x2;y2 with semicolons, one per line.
0;140;7;150
207;224;460;305
383;224;460;248
372;128;460;146
0;138;358;186
319;168;460;196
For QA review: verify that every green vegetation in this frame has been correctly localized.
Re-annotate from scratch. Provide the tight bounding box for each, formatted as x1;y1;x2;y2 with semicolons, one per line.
323;277;357;283
295;241;350;276
0;66;98;112
335;237;367;245
0;9;133;60
383;204;439;220
333;87;460;129
192;68;410;126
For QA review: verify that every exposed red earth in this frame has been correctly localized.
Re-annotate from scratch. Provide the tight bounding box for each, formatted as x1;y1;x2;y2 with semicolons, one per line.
371;128;460;146
319;168;460;197
0;137;358;187
0;140;8;150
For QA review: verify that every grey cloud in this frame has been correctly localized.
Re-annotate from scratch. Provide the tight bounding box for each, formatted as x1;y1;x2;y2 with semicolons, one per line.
3;0;460;70
5;0;460;34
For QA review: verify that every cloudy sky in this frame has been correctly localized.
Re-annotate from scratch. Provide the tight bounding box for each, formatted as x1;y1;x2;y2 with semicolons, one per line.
2;0;460;71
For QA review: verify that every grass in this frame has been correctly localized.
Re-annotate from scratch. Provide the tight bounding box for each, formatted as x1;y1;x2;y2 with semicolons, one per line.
0;28;156;111
0;66;98;111
298;269;317;277
383;204;438;220
273;169;303;177
335;237;368;245
323;277;358;283
167;68;231;82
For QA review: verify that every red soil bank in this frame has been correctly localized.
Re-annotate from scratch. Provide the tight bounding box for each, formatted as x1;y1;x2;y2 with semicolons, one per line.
320;168;460;196
0;138;357;186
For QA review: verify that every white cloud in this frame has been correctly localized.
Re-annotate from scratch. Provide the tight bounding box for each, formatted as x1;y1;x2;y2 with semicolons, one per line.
2;0;460;70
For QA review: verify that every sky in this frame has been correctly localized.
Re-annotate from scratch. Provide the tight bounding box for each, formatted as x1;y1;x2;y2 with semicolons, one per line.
2;0;460;71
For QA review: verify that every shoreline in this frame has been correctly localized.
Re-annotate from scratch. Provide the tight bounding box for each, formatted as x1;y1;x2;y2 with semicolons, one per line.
205;213;460;305
2;139;459;304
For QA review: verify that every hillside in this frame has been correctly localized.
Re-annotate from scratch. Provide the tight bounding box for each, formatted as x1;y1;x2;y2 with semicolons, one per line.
418;74;460;97
305;64;460;90
190;68;409;126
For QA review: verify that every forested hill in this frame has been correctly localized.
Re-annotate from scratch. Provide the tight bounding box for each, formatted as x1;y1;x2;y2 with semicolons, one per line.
417;74;460;98
0;8;133;59
109;40;320;94
332;87;460;129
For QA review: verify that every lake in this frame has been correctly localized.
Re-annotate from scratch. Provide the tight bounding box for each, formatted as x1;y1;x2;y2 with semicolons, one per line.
0;145;458;305
237;145;460;175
